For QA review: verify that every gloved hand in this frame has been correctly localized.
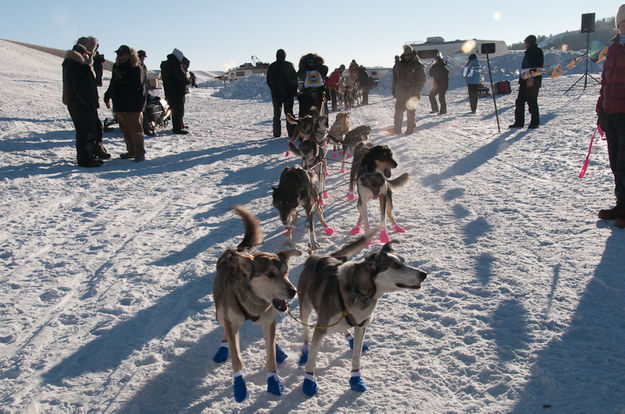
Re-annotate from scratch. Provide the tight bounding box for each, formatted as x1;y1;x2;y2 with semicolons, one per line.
597;112;607;131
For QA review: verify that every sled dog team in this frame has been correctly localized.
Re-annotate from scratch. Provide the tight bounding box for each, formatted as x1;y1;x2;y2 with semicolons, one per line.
212;110;428;402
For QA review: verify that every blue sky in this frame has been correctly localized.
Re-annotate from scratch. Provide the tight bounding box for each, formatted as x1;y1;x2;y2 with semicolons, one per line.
0;1;618;71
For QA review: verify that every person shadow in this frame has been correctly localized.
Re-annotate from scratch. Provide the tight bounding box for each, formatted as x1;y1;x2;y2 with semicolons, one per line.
511;229;625;413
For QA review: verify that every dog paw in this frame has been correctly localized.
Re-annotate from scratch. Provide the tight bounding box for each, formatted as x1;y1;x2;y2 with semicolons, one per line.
349;375;367;392
340;168;346;173
285;151;290;157
275;343;288;364
346;153;351;159
324;226;335;236
322;191;329;199
213;344;229;363
318;198;325;206
349;225;361;235
298;348;309;366
325;170;330;176
348;337;370;352
267;373;283;396
346;192;355;201
379;230;390;244
233;375;247;402
393;224;406;233
303;373;318;397
332;152;337;158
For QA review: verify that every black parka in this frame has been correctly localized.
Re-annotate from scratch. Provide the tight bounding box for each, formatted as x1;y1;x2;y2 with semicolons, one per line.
160;54;191;100
62;50;99;109
266;50;298;99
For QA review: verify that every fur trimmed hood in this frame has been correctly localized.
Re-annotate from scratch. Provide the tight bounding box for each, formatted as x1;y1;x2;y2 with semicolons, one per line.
115;47;140;67
64;49;86;65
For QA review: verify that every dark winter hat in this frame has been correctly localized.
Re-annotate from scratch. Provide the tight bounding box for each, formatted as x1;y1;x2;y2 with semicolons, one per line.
403;45;414;55
469;53;477;60
276;49;286;60
617;4;625;27
339;64;345;70
524;35;537;46
72;44;87;54
76;36;99;53
138;50;146;58
115;45;131;55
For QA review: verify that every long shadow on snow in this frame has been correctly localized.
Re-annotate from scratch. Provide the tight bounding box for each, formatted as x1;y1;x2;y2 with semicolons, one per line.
511;229;625;413
41;277;213;385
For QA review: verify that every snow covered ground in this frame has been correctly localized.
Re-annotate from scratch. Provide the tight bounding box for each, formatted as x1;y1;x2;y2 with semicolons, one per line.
1;39;624;413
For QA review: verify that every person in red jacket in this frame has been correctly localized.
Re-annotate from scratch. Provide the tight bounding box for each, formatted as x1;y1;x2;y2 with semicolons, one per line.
326;64;345;112
597;4;625;229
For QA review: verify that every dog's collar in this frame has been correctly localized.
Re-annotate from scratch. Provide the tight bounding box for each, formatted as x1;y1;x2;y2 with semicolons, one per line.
337;286;369;327
234;292;260;322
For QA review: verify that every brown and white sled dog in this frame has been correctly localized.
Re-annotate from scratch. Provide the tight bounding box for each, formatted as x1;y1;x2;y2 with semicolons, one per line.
327;112;350;155
348;142;409;243
287;108;330;198
272;165;334;250
328;124;372;173
212;205;301;402
296;235;427;396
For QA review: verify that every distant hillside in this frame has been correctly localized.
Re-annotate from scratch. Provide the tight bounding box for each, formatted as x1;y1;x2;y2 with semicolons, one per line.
2;39;114;71
508;17;617;52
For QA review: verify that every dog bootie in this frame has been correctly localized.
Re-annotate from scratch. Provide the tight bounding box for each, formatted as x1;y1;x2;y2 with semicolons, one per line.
340;168;346;173
275;343;288;363
347;192;356;201
346;333;370;352
233;373;247;402
349;372;367;392
303;372;318;397
380;230;390;244
298;346;309;366
322;191;329;198
267;372;283;396
393;224;406;233
332;151;337;158
213;342;229;363
349;225;361;235
324;226;335;236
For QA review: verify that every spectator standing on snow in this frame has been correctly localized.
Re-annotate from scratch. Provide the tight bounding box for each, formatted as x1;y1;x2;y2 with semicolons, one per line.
297;53;328;116
357;65;373;105
596;4;625;229
392;45;426;134
509;35;544;129
104;45;146;162
93;50;105;87
62;43;105;167
429;55;449;115
463;54;481;114
348;59;359;83
326;64;345;112
266;49;298;137
137;50;148;85
161;48;191;134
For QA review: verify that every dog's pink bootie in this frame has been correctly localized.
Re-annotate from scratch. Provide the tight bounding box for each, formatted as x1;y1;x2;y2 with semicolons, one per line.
393;224;406;233
380;230;390;244
340;168;346;173
318;198;325;206
332;152;337;158
349;225;361;235
346;153;351;159
324;226;335;235
347;192;355;201
325;169;330;176
322;191;329;199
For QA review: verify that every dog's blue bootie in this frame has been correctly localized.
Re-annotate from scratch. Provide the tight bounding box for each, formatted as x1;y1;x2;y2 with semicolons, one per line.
348;336;370;353
303;373;318;396
267;372;283;396
213;344;229;363
233;375;247;402
275;343;288;364
349;375;367;392
298;348;309;366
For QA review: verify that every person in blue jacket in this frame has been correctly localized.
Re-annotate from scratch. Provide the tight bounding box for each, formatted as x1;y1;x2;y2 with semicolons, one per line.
463;54;481;113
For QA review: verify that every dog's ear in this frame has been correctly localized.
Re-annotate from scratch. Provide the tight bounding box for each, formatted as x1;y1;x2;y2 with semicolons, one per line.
364;252;379;271
227;251;254;277
381;241;398;253
277;249;302;264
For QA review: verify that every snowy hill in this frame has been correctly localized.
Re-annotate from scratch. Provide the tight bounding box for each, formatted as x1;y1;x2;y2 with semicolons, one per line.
1;39;624;414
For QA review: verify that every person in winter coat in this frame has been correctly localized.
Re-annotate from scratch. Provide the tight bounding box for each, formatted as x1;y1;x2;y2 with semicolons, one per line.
357;65;373;105
266;49;298;137
509;35;544;129
160;48;191;134
463;54;481;113
348;59;359;83
137;50;149;85
392;45;426;134
62;41;108;167
429;55;449;115
93;51;105;87
596;4;625;229
326;64;345;112
104;45;147;161
297;53;328;116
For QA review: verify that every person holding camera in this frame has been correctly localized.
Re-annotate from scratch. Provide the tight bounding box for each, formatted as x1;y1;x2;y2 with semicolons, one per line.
596;4;625;229
392;45;426;134
509;35;544;129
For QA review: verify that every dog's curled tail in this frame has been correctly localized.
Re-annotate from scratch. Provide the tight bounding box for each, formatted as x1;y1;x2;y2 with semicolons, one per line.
232;205;263;251
388;172;410;189
288;141;302;157
330;229;378;260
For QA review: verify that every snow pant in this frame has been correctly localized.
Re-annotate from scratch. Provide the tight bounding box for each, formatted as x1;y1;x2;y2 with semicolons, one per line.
361;88;369;105
67;101;99;165
514;81;540;127
330;88;338;112
272;96;295;138
604;113;625;210
467;84;479;113
167;95;186;132
117;111;145;158
429;85;447;114
394;96;416;133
